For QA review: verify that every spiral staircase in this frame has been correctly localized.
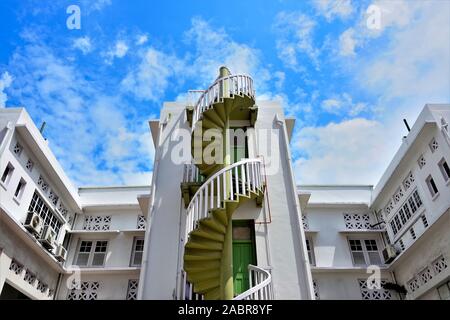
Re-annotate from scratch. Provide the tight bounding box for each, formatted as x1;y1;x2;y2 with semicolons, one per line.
179;67;273;300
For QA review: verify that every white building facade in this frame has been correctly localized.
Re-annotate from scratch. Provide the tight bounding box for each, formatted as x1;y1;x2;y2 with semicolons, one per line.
0;71;449;300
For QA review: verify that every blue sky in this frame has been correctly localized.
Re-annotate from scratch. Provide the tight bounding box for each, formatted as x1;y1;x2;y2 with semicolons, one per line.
0;0;449;187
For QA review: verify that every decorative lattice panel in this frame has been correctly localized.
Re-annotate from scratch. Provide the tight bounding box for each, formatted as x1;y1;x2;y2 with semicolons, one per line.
49;190;59;206
26;159;34;171
393;187;404;204
126;280;139;300
302;214;309;230
359;279;392;300
433;255;448;274
83;216;112;231
9;259;24;275
419;267;433;285
403;172;415;191
37;175;49;192
343;213;371;229
24;270;36;285
137;215;146;230
67;281;100;300
313;279;320;300
13;142;23;155
407;278;420;293
429;138;439;153
418;155;426;169
37;280;47;293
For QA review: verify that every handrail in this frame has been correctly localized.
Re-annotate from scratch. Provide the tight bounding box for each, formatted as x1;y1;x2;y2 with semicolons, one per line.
233;265;273;300
192;74;255;129
184;158;263;239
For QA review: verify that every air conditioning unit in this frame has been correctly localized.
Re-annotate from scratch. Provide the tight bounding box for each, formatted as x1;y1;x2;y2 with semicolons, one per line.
382;244;398;264
39;225;56;249
54;244;67;262
24;211;43;236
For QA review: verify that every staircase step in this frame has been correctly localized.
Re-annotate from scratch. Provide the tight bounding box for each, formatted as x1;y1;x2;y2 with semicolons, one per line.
185;241;223;251
187;269;220;283
211;208;228;226
190;229;224;242
203;111;225;128
184;251;222;261
200;218;226;234
204;287;221;300
184;259;221;270
194;279;220;293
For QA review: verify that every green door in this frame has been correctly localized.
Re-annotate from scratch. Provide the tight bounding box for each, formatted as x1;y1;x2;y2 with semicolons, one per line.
232;220;256;296
231;128;248;164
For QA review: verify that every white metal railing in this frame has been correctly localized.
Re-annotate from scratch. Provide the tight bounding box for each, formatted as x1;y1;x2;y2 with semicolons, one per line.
182;163;205;183
178;158;264;299
233;265;273;300
184;158;263;242
192;74;255;129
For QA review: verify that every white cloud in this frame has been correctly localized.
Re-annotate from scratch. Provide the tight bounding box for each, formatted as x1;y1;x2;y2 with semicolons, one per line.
272;11;319;71
294;118;398;184
321;93;367;116
184;17;272;90
7;43;152;186
312;0;354;20
136;34;148;45
0;72;13;108
104;40;129;63
73;36;92;54
339;28;357;56
121;48;184;101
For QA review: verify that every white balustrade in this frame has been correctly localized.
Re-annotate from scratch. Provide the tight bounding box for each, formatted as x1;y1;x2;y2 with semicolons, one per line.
192;75;255;129
233;265;273;300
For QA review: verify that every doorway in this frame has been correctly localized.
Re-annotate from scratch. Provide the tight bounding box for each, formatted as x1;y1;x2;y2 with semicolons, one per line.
232;220;256;296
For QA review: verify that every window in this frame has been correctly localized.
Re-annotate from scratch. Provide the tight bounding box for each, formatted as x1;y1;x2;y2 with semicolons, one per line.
1;163;14;185
14;178;26;200
429;137;439;153
393;187;404;203
126;280;139;300
348;239;381;266
438;158;450;182
437;282;450;300
418;155;426;169
37;175;49;193
349;239;382;265
67;281;99;300
75;240;108;267
13;142;23;156
389;189;423;236
28;191;63;236
305;238;315;265
364;240;382;265
131;237;144;266
426;175;439;197
26;159;34;172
